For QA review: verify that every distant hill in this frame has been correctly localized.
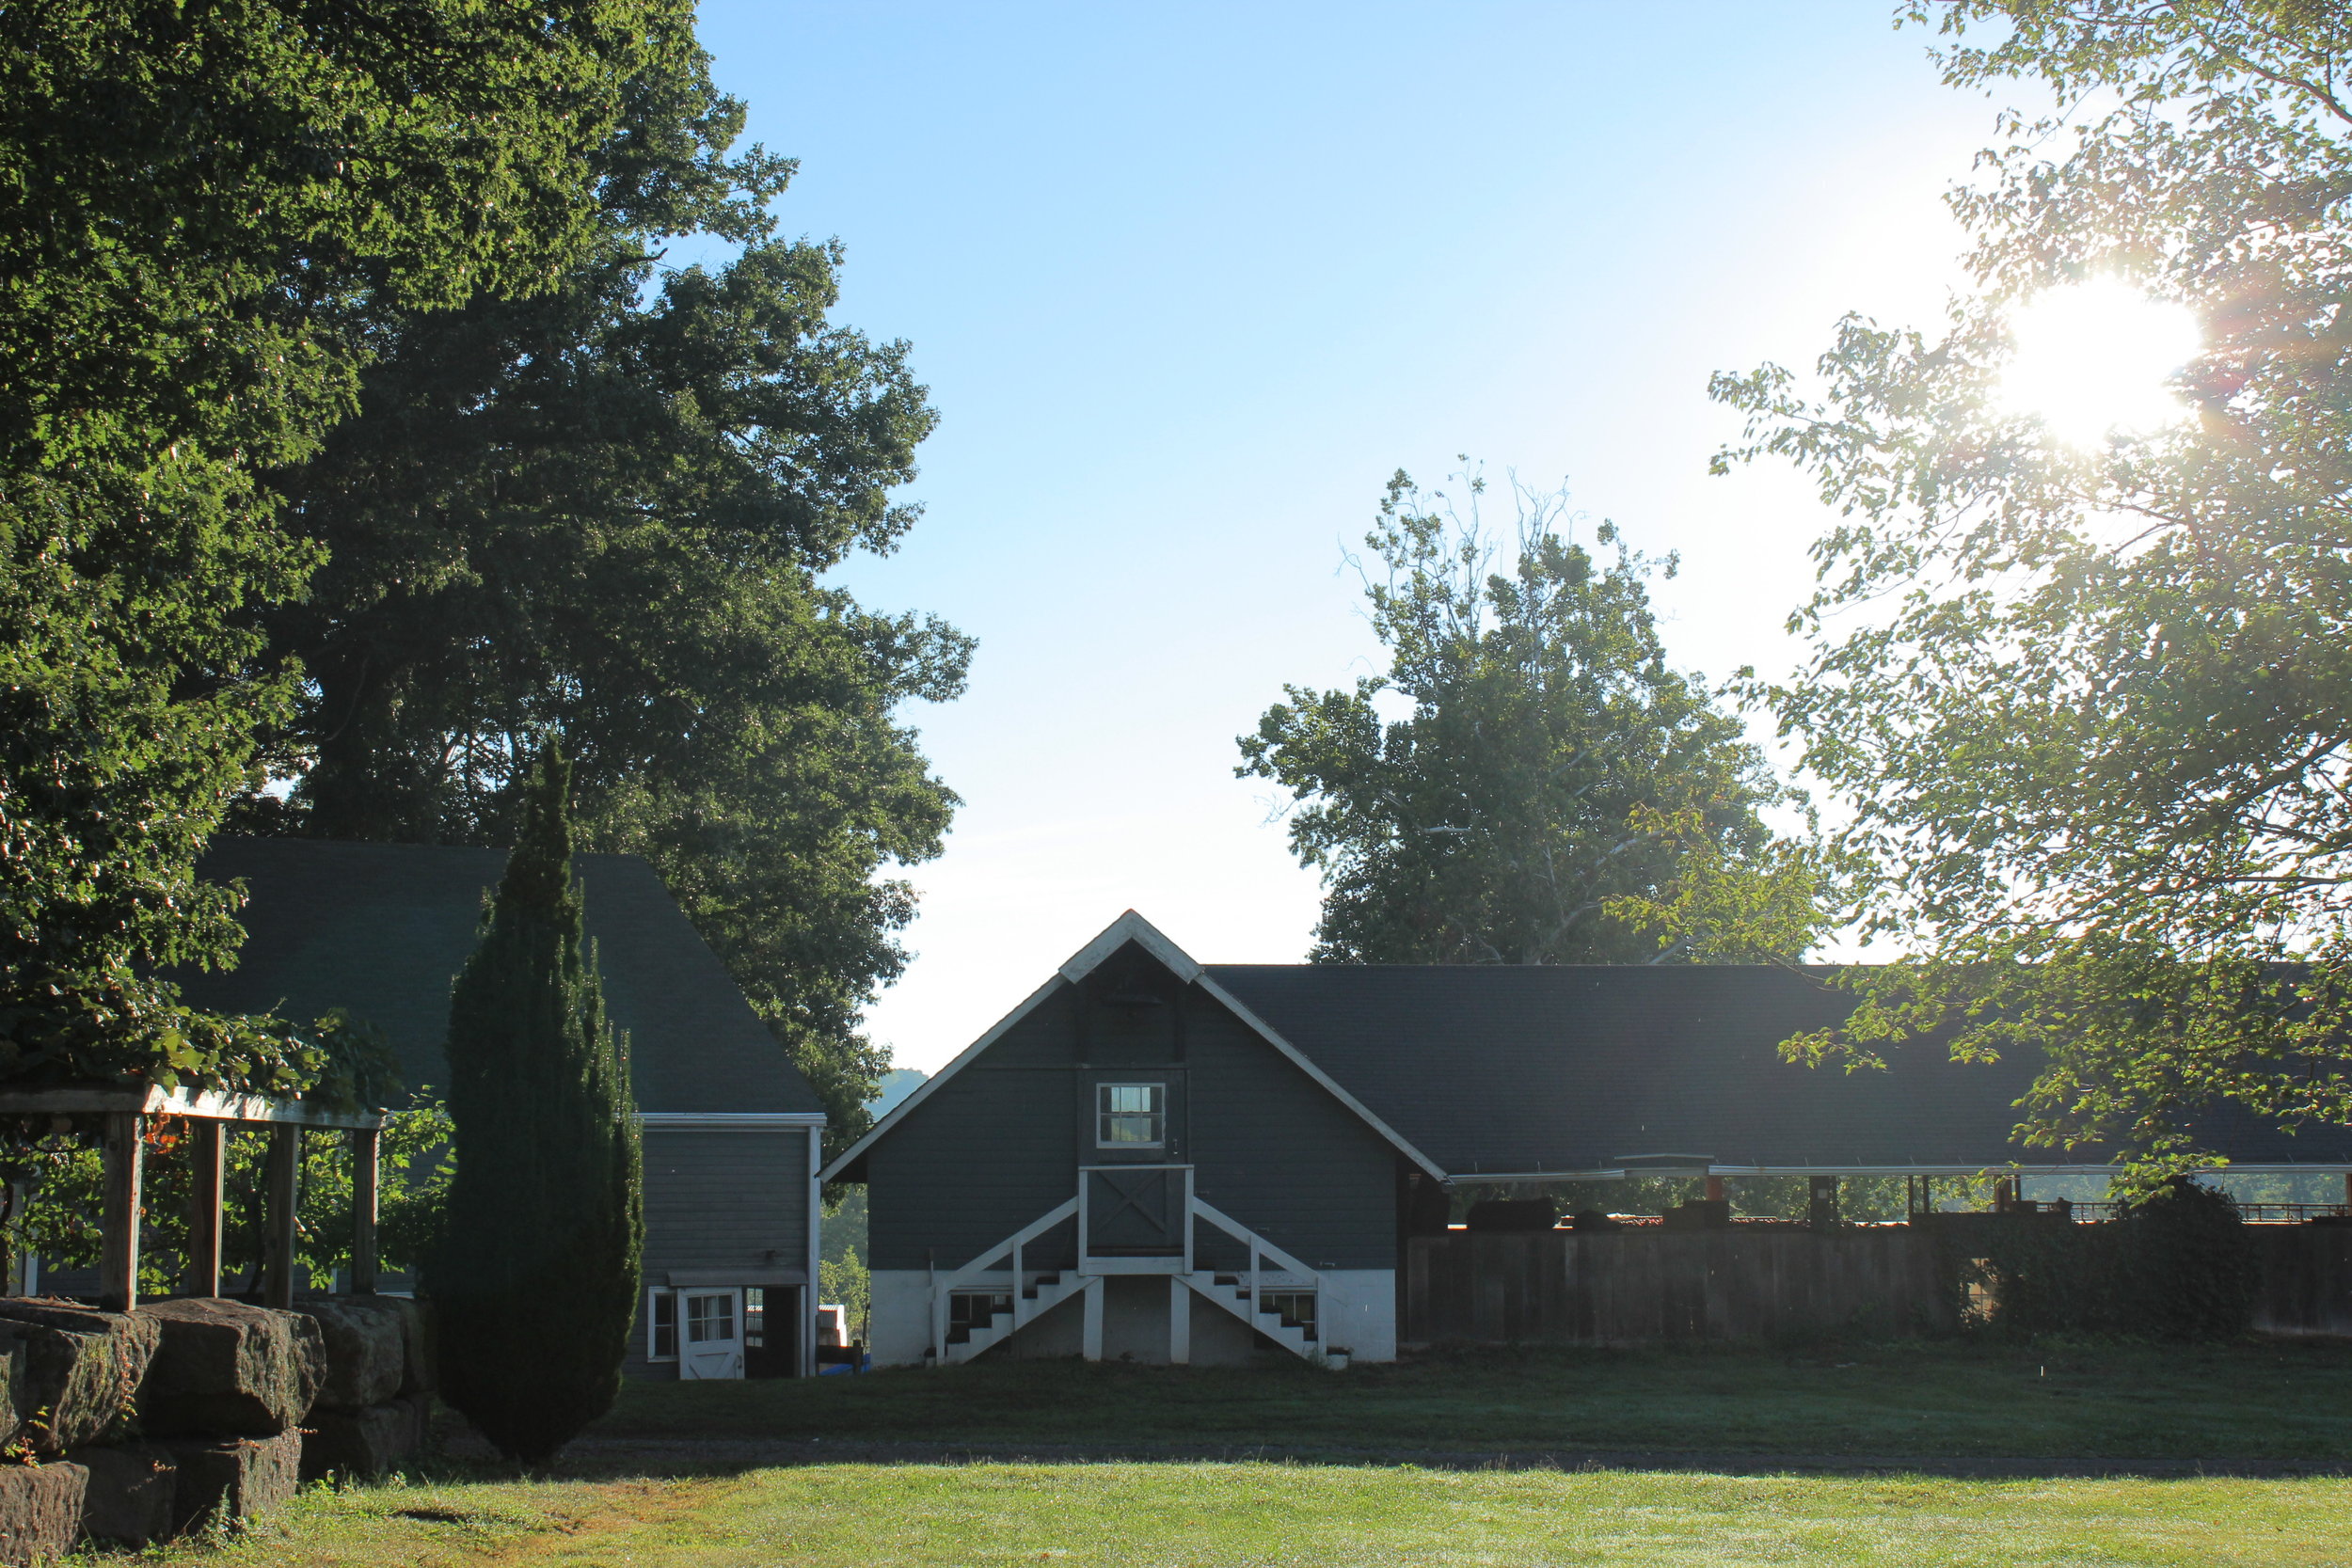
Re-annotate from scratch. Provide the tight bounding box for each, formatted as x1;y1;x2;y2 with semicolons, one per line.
868;1067;926;1116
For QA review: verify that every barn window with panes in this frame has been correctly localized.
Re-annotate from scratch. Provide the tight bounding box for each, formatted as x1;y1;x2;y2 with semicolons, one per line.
1097;1083;1165;1148
687;1291;736;1345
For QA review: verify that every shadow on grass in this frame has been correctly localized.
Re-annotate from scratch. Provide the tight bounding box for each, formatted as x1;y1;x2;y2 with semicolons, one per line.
399;1335;2352;1486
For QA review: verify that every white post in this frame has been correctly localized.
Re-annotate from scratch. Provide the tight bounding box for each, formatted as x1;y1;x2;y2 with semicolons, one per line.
1249;1235;1261;1323
804;1125;821;1376
1081;1276;1104;1361
1013;1237;1026;1328
1168;1275;1190;1365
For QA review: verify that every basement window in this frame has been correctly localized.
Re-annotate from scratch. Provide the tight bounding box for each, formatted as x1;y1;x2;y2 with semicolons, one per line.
1097;1083;1166;1148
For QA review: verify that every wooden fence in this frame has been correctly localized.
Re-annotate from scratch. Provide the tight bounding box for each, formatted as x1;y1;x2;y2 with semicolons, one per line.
1403;1223;2352;1345
2250;1225;2352;1338
1403;1228;1952;1347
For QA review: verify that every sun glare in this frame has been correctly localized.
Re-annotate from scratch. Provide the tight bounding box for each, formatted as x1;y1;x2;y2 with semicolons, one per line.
1997;280;2202;447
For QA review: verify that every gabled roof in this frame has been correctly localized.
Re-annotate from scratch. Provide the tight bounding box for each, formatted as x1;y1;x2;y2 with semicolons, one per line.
177;838;823;1117
1206;963;2352;1175
821;911;1445;1183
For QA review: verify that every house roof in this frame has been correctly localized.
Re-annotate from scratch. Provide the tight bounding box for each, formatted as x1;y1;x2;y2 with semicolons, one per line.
175;838;823;1117
1204;962;2352;1175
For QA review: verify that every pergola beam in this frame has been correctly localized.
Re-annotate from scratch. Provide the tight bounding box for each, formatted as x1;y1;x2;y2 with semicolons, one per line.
0;1085;384;1130
5;1082;389;1309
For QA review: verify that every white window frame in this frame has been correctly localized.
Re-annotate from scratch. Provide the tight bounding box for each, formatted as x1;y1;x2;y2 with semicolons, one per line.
685;1289;738;1346
646;1288;678;1362
1096;1082;1167;1149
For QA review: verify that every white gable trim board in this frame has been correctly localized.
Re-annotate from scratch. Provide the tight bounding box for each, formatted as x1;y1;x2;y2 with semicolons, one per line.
820;911;1445;1183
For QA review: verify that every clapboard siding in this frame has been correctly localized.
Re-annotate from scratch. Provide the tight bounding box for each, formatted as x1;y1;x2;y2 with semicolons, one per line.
642;1126;810;1276
866;941;1401;1274
1185;993;1399;1271
867;1064;1081;1271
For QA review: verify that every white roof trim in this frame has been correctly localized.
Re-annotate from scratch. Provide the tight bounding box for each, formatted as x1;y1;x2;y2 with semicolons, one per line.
638;1112;825;1129
1059;909;1201;986
819;911;1448;1184
1192;971;1447;1181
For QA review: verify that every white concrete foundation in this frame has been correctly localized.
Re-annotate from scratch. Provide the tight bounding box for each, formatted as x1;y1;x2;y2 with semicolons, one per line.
867;1267;1398;1367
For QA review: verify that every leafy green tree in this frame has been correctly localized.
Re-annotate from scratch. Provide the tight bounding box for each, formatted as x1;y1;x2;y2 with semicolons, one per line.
424;744;641;1463
1240;469;1830;965
238;99;965;1156
1711;2;2352;1180
0;2;709;1094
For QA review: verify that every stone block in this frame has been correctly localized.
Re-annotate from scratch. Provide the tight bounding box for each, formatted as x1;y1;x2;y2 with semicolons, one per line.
0;1302;159;1455
156;1431;300;1535
288;1298;405;1412
0;1462;86;1565
133;1300;324;1437
395;1297;436;1396
299;1395;427;1481
68;1444;174;1547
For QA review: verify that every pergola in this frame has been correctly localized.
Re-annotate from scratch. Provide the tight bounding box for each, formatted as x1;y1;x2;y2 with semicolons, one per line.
0;1084;389;1312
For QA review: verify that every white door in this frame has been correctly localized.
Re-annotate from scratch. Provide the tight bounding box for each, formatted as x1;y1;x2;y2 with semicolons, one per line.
679;1289;744;1379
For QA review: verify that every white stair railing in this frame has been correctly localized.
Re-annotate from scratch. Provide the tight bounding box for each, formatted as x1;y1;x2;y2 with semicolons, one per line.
931;1196;1078;1361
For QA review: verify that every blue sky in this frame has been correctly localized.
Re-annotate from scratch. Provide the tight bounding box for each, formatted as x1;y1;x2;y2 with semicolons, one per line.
691;1;2004;1072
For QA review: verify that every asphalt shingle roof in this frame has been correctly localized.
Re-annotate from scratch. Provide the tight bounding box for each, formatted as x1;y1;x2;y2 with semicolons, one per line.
175;838;821;1117
1204;963;2352;1174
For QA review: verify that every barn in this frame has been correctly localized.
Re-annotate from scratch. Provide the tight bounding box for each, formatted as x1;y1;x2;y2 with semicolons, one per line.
824;911;2352;1367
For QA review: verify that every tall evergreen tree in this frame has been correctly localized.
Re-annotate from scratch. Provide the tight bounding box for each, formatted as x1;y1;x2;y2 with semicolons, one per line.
0;1;709;1094
425;741;642;1463
236;87;965;1158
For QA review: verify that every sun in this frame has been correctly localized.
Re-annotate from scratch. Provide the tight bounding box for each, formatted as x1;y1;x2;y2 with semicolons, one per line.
1997;279;2202;447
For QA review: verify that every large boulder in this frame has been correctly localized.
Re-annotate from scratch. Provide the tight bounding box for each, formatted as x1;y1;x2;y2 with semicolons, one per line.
0;1302;159;1455
69;1445;175;1547
0;1462;85;1566
394;1298;436;1396
299;1394;428;1482
154;1432;300;1535
288;1299;406;1412
132;1300;324;1437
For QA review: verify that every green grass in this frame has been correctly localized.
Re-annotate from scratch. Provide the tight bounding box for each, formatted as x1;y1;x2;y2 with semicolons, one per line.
149;1465;2352;1567
596;1338;2352;1461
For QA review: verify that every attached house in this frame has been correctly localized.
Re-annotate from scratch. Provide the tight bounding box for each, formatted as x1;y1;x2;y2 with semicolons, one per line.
170;838;826;1381
825;911;2352;1369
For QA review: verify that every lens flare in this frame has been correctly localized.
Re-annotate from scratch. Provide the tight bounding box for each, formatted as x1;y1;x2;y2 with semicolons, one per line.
1997;280;2201;447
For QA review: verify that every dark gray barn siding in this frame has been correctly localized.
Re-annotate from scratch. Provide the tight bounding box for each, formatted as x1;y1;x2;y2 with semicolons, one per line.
1184;991;1398;1272
867;1065;1081;1271
866;950;1402;1274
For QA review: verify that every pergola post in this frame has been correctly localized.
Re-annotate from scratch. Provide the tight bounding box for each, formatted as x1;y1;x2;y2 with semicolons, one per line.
185;1119;224;1299
349;1127;380;1295
262;1125;299;1308
99;1112;144;1312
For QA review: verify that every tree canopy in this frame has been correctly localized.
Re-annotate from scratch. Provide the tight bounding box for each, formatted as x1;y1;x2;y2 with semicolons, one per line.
1711;1;2352;1178
236;77;965;1151
0;2;710;1095
1240;470;1829;966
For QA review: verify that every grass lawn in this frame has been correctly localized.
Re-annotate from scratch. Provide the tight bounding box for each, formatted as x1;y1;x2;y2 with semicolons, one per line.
146;1464;2352;1567
595;1338;2352;1461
